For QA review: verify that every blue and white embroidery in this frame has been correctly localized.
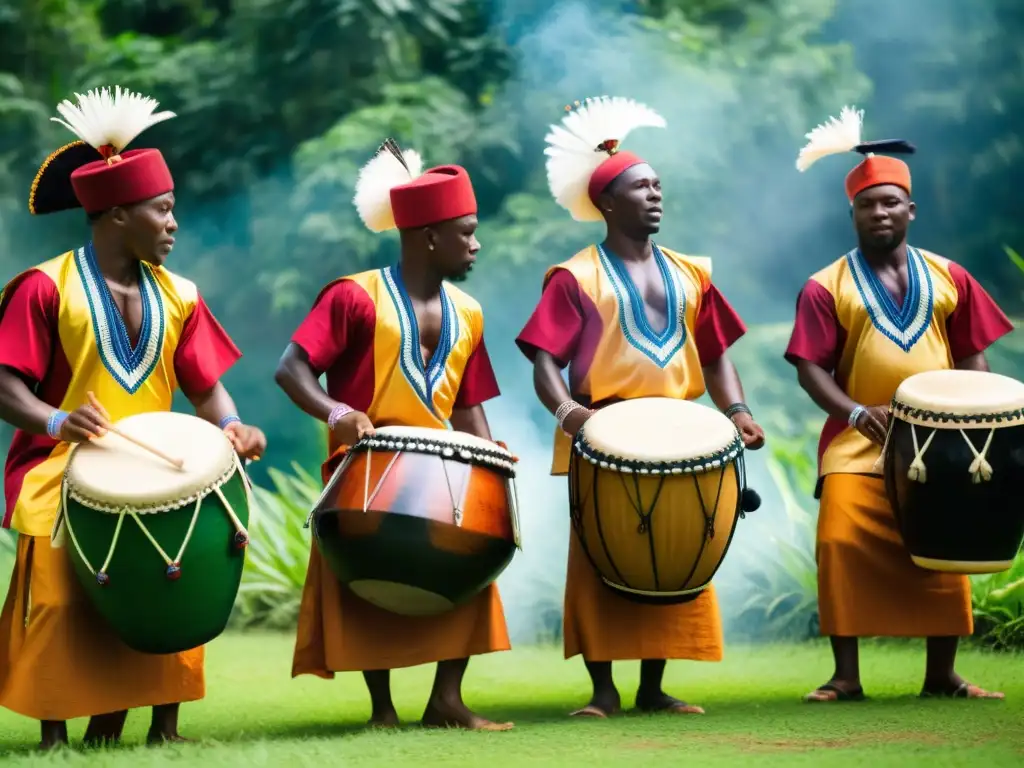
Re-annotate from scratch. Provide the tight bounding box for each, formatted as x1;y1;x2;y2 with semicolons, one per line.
75;243;165;394
597;243;687;368
381;265;459;411
847;246;933;353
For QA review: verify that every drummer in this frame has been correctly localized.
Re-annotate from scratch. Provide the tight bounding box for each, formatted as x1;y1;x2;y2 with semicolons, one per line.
273;140;513;731
514;96;766;719
0;87;266;749
785;108;1014;702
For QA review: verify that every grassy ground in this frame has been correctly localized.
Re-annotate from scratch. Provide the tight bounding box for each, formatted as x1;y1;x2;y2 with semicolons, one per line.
0;632;1021;766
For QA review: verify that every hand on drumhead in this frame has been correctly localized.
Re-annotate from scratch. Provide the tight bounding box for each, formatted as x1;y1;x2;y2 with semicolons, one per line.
853;405;889;446
60;404;108;443
731;412;766;450
224;422;267;460
332;411;376;446
562;407;593;437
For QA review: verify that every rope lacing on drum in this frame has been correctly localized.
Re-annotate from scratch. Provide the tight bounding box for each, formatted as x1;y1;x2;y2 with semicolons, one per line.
60;452;251;584
961;429;995;484
907;424;938;483
362;447;403;513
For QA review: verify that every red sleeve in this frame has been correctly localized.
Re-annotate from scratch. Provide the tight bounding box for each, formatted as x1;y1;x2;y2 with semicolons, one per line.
694;283;747;366
784;279;842;371
291;279;374;374
454;337;501;409
0;270;60;383
946;262;1015;361
173;293;242;397
514;269;585;366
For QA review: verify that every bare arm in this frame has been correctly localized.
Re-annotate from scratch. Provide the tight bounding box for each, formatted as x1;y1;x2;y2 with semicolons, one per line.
0;367;51;435
702;354;746;411
186;380;241;426
533;351;573;415
274;342;341;422
955;352;989;372
450;405;492;440
796;358;886;445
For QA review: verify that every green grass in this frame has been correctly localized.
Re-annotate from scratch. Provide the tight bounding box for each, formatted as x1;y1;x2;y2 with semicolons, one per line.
0;633;1021;766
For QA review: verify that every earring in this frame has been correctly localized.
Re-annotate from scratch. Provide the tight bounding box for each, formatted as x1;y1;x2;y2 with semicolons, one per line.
428;242;434;250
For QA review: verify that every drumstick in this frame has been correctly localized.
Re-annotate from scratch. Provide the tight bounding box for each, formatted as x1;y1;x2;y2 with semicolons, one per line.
87;392;185;470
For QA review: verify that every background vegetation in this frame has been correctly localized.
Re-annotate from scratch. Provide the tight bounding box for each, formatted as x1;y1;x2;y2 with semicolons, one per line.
0;0;1021;648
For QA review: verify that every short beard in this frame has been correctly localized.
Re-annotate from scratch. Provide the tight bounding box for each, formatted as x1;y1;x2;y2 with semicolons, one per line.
860;230;903;252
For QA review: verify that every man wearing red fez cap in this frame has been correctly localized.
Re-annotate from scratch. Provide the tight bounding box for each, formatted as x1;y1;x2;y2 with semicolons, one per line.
787;106;1013;703
0;86;267;749
516;96;765;719
275;139;513;731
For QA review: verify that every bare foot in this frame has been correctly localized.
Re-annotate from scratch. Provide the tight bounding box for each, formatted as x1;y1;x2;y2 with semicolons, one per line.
804;679;865;703
569;689;621;718
921;674;1004;700
147;730;195;746
635;689;704;715
368;709;401;728
421;699;513;731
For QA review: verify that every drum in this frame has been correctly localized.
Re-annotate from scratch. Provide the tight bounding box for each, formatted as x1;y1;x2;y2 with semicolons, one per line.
883;369;1024;574
53;411;252;655
568;396;760;604
307;426;520;617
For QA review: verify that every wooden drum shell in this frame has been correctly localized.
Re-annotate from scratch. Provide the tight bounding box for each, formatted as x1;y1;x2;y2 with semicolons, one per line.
569;452;742;604
884;416;1024;574
311;447;517;616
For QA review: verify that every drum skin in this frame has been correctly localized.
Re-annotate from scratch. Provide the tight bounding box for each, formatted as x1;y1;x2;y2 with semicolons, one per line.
884;417;1024;574
64;469;250;655
569;452;742;604
312;448;516;616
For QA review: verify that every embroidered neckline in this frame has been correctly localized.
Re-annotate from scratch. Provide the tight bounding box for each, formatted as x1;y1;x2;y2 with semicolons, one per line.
847;246;933;353
75;243;165;394
597;242;687;368
381;265;459;411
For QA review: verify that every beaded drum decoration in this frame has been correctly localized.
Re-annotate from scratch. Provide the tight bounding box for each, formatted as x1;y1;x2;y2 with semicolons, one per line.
308;425;520;617
54;410;253;655
568;396;760;605
881;369;1024;574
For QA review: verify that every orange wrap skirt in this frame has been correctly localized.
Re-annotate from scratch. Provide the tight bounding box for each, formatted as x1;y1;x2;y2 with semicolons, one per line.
563;531;724;662
816;474;973;637
0;535;204;721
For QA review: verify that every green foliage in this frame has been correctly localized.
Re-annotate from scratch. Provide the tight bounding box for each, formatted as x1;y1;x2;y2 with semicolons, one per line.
230;462;321;630
971;555;1024;652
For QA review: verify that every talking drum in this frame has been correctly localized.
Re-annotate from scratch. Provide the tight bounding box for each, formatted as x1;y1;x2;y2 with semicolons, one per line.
882;369;1024;574
53;411;253;655
308;426;520;617
568;397;761;604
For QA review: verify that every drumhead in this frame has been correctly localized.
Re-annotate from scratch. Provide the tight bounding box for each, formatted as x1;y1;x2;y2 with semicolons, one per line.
64;411;237;512
576;397;742;472
355;425;516;474
893;370;1024;427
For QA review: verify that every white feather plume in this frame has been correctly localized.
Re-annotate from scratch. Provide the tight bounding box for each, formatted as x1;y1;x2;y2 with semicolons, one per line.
544;96;667;222
353;143;425;232
796;106;864;172
50;86;176;155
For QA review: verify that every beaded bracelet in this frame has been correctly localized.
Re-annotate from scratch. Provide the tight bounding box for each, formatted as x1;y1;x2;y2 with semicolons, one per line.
46;409;69;440
219;415;241;430
327;403;354;430
554;400;586;431
724;403;752;420
848;405;866;427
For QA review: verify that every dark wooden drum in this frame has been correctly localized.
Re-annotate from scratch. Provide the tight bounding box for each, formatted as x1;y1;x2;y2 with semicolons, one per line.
883;369;1024;574
307;426;520;616
568;397;760;605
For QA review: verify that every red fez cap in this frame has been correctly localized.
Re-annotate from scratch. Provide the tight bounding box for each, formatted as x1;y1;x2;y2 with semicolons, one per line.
390;165;477;229
587;151;645;203
845;155;911;201
70;148;174;214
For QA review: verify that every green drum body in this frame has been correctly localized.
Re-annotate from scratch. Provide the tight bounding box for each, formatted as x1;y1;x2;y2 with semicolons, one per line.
53;411;252;655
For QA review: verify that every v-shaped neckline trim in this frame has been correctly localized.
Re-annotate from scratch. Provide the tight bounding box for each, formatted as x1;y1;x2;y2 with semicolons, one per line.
75;243;166;394
847;245;934;353
597;242;687;368
381;265;460;411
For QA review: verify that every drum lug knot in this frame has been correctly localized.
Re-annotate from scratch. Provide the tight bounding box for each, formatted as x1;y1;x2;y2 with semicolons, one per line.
907;458;927;483
166;562;182;580
968;456;993;484
740;487;761;514
96;571;110;586
636;521;647;534
234;531;249;549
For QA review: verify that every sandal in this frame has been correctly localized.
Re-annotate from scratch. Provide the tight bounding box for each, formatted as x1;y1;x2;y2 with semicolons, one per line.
804;682;866;703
